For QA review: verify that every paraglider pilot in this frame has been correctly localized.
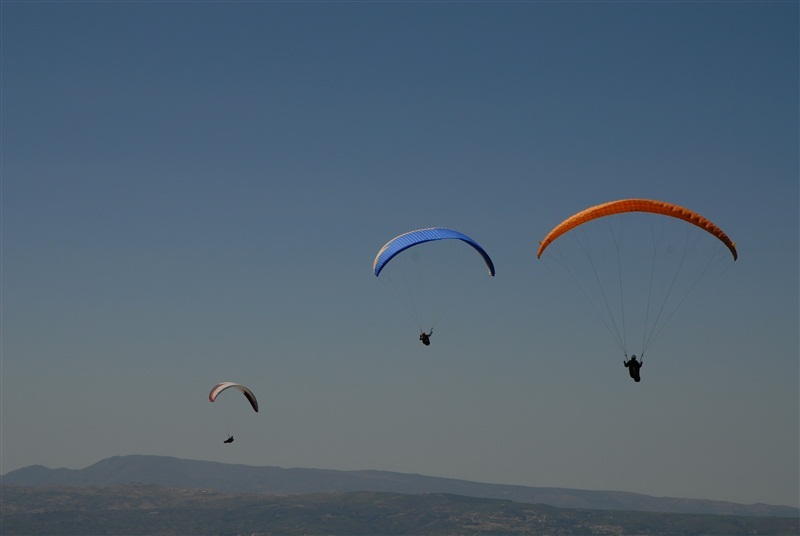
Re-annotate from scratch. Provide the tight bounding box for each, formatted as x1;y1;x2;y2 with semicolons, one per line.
419;329;433;346
623;355;642;382
223;436;234;444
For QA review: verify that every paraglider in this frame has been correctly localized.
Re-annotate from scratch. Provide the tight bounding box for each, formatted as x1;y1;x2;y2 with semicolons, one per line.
209;382;258;443
538;199;737;374
373;228;494;343
419;330;433;346
623;355;643;382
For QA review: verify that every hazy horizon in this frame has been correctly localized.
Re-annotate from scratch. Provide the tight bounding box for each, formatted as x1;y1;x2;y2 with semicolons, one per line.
2;454;800;515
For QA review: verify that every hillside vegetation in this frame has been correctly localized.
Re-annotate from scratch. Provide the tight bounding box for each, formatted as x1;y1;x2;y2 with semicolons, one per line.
2;484;798;536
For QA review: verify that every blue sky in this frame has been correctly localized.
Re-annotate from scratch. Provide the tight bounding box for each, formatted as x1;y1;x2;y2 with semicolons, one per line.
2;1;798;508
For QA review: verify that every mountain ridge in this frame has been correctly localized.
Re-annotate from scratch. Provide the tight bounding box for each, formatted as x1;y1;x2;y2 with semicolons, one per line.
3;454;797;518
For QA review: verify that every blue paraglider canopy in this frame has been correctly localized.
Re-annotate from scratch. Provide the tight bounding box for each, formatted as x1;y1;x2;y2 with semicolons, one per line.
373;227;495;277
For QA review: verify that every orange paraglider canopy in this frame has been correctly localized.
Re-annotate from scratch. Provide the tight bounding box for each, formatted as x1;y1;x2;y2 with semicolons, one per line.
537;199;737;261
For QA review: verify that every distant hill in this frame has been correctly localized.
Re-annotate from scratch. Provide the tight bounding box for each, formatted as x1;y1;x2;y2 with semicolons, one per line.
2;455;797;519
2;484;799;536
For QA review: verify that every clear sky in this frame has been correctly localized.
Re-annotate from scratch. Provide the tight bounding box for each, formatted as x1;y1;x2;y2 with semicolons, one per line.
2;1;797;508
